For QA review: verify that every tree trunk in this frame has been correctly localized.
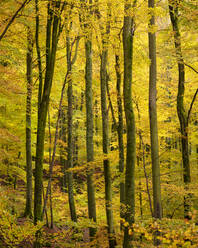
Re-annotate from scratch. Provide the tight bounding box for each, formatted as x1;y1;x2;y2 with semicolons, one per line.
148;0;162;220
123;1;136;247
67;34;77;222
115;53;125;223
100;49;116;248
34;1;60;224
99;3;116;247
60;107;67;192
168;0;191;219
85;29;97;236
24;26;33;218
73;96;79;166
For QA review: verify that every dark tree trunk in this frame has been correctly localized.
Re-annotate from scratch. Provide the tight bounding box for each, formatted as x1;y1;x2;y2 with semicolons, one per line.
99;3;116;247
35;0;43;107
115;53;125;222
168;0;191;219
67;34;77;222
123;1;136;247
73;96;79;166
148;0;162;220
100;49;116;248
34;1;60;224
25;27;33;217
60;107;67;192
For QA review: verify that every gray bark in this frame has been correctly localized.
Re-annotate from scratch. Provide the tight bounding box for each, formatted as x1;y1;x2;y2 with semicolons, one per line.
148;0;162;219
67;33;77;222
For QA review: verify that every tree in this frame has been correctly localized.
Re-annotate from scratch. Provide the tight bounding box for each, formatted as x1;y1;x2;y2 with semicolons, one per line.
123;0;136;246
0;0;31;42
168;0;198;219
66;18;78;223
34;0;61;224
24;26;33;218
83;0;97;238
115;48;125;225
148;0;162;220
98;1;117;247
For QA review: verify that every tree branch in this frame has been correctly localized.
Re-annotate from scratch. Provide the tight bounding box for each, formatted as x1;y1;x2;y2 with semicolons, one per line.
184;62;198;74
0;0;31;42
187;88;198;124
71;36;81;66
106;73;117;129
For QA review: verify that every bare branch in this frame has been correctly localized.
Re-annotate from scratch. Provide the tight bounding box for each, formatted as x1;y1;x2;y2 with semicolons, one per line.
0;0;31;42
187;88;198;124
184;62;198;74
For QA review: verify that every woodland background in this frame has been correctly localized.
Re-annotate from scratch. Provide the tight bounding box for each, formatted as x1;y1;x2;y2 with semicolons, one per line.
0;0;198;247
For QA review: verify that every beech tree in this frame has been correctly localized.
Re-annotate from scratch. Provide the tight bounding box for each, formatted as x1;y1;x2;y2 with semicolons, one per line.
168;0;198;219
34;0;61;224
148;0;162;219
123;0;136;246
24;26;33;218
83;0;97;238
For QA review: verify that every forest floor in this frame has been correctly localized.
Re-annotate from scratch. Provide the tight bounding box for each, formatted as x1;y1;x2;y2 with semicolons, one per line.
1;180;198;247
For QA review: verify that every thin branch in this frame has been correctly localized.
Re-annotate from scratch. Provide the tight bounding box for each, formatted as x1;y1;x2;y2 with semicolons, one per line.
184;63;198;74
42;70;69;219
71;36;81;65
0;0;32;42
106;73;117;129
187;88;198;124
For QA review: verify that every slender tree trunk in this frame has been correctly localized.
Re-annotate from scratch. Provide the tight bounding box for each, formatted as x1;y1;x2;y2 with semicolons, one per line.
79;4;97;230
24;26;33;218
100;50;116;248
60;107;67;192
85;39;97;236
99;3;116;247
94;99;99;147
123;1;136;247
73;97;79;166
107;53;125;227
168;0;191;219
137;139;143;218
67;34;77;222
35;0;43;106
115;53;125;223
34;1;60;224
148;0;162;220
85;5;97;236
48;110;52;227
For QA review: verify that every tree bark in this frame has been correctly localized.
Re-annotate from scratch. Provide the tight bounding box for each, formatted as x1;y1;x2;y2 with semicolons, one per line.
60;107;67;192
148;0;162;220
99;2;116;247
67;34;77;222
115;53;125;223
34;0;60;224
168;0;191;219
24;26;33;218
123;1;136;247
84;0;97;236
35;0;43;107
